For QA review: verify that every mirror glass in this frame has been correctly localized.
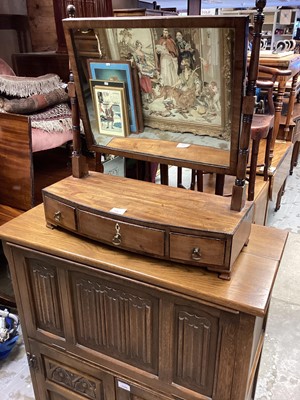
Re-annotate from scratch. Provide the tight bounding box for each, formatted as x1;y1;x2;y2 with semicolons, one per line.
64;17;248;172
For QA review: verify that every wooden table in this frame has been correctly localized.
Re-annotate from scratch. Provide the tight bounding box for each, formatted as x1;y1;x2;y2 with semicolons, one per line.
0;204;288;400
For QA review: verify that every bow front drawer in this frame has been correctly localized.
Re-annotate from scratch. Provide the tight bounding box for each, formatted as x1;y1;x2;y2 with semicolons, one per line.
77;209;165;257
169;233;226;266
44;196;76;231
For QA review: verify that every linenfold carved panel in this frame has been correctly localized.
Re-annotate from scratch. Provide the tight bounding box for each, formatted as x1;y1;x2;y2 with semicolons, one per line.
174;306;219;396
71;272;159;373
28;259;64;336
46;358;99;399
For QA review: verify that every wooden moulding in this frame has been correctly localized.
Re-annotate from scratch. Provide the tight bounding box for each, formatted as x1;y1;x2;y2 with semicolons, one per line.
42;172;254;280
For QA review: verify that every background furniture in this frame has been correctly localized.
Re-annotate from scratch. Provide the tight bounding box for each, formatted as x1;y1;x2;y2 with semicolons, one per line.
12;52;70;83
220;7;300;51
0;14;31;54
0;204;288;400
0;58;73;306
0;59;73;219
259;53;300;146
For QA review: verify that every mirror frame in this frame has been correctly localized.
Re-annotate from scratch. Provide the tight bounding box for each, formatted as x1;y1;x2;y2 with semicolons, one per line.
63;15;249;175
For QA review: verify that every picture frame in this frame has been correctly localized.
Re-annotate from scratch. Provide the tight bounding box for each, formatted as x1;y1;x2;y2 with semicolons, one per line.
88;60;139;133
279;10;292;25
92;26;234;140
90;79;129;138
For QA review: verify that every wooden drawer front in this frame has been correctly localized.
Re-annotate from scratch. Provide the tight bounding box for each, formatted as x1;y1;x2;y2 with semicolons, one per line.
169;233;225;266
77;209;165;257
44;196;76;231
31;340;111;400
45;357;103;399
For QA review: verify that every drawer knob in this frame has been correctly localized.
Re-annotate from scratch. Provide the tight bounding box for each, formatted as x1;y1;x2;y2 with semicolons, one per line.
112;223;122;246
54;211;62;222
191;247;201;261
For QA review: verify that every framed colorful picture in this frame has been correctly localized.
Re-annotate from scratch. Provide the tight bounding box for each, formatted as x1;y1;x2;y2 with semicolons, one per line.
90;79;129;138
88;60;139;133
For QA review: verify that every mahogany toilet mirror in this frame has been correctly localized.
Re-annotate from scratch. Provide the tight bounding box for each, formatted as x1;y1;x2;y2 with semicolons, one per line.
63;0;266;212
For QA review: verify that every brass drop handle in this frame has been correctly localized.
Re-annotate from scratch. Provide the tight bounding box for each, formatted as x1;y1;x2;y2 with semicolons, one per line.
112;223;122;246
191;247;201;261
54;211;62;222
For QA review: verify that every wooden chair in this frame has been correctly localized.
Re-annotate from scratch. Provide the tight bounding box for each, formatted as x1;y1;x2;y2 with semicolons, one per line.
247;67;277;201
168;56;293;216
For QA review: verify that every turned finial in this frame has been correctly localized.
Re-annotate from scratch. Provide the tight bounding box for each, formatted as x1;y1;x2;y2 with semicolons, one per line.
255;0;267;13
67;4;76;18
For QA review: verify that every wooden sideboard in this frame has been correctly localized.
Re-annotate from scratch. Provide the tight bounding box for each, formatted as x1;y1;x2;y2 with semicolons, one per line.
0;204;288;400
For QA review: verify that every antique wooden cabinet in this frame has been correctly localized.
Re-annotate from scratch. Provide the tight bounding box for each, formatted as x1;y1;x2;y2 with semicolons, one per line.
0;205;288;400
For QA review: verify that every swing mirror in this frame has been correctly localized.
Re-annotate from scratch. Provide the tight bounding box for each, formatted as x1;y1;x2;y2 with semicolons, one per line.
63;16;249;173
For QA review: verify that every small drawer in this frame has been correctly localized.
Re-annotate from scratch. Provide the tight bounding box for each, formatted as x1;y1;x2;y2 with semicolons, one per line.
44;196;76;231
77;209;165;257
169;233;225;266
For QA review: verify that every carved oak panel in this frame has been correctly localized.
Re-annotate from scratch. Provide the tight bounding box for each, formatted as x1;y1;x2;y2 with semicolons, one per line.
45;357;100;399
27;258;64;337
70;271;159;374
173;304;219;396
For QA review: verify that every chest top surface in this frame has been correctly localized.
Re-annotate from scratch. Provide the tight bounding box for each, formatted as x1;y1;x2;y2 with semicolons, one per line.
0;204;288;317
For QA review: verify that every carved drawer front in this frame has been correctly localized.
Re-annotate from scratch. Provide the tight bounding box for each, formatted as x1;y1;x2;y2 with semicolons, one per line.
70;271;159;374
44;196;76;231
77;209;165;257
45;359;102;399
169;233;226;266
31;341;113;400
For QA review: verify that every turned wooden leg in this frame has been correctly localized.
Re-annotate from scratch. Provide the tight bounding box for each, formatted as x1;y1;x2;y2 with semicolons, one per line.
177;167;186;189
160;164;169;185
248;139;259;201
215;174;225;196
196;171;204;192
264;128;272;181
269;81;286;168
284;72;299;141
275;179;287;212
290;141;300;175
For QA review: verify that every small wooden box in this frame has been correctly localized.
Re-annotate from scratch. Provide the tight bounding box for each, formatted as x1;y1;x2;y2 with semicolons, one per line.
43;172;254;279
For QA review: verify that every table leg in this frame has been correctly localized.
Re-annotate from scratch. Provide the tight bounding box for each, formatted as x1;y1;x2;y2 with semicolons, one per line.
283;72;299;141
269;79;286;167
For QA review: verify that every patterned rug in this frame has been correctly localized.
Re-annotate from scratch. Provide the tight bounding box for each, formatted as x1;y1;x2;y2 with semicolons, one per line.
0;73;62;97
30;103;73;132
